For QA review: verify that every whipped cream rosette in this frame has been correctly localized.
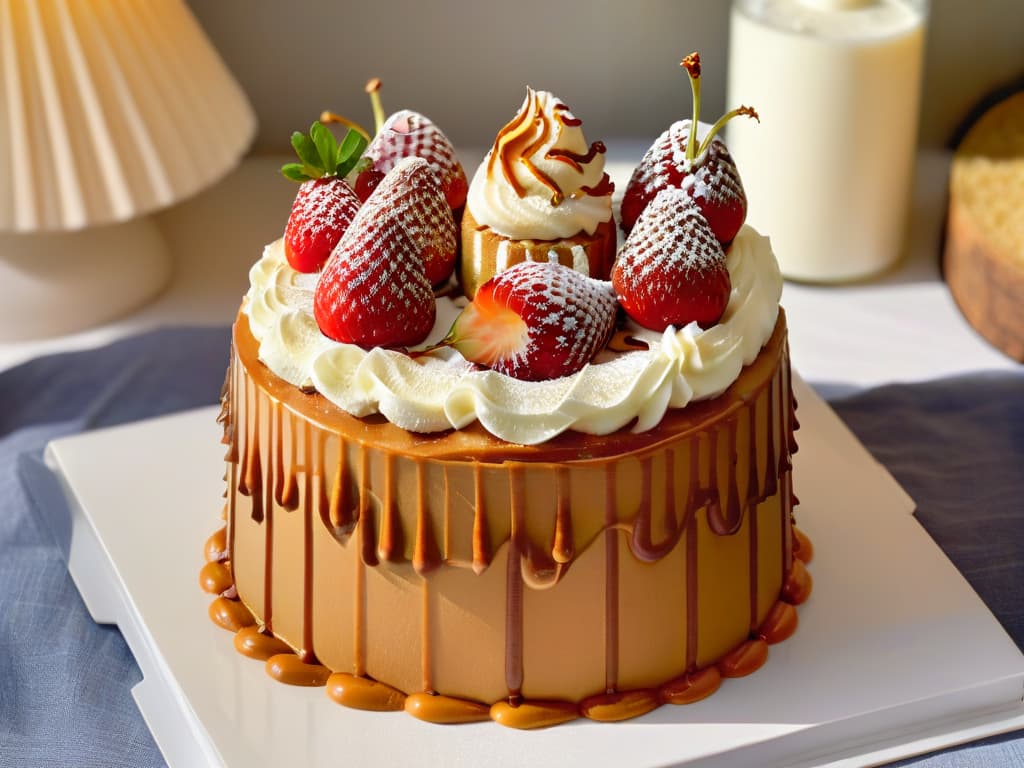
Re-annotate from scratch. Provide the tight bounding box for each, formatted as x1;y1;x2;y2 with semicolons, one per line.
459;88;618;298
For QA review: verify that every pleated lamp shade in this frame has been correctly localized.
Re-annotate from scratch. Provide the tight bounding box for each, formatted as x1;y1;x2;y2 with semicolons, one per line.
0;0;256;232
0;0;256;341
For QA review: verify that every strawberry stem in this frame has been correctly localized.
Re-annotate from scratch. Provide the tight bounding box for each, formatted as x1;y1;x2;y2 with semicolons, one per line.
365;78;387;135
697;105;760;156
680;52;702;162
319;111;371;142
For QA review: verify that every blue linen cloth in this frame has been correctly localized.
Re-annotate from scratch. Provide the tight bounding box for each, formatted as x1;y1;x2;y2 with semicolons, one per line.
0;327;1021;767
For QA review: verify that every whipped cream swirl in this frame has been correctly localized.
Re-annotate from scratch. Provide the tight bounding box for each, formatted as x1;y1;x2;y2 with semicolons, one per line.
243;226;782;446
466;88;613;241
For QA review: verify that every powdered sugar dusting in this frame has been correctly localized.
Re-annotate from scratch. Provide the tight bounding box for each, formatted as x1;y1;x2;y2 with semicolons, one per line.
366;110;467;205
485;260;617;381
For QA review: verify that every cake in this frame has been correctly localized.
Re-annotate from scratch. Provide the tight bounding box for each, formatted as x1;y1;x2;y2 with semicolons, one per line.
943;88;1024;362
201;58;813;729
459;87;617;299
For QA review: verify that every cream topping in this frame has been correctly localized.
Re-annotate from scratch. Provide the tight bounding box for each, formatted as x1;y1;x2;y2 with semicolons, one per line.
243;225;781;446
466;89;613;241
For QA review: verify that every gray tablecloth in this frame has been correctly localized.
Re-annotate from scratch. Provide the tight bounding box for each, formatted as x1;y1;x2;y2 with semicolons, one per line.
1;326;1021;767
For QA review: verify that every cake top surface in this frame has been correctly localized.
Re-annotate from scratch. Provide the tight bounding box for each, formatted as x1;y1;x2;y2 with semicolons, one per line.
244;224;781;445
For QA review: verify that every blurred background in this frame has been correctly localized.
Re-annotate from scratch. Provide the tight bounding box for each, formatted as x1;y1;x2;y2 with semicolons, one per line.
188;0;1023;153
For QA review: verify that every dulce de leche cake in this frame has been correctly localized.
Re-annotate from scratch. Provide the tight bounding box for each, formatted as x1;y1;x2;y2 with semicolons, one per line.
202;58;812;729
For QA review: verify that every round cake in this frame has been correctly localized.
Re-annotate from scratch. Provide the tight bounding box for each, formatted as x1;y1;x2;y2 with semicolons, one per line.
202;60;813;729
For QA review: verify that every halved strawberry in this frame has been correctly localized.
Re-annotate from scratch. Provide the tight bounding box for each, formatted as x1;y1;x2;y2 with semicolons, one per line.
440;259;618;381
359;79;468;211
313;158;440;348
620;52;757;245
280;121;368;273
613;187;731;331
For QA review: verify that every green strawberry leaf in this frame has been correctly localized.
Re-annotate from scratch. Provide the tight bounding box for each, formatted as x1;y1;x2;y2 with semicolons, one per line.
310;121;338;175
335;130;369;178
291;131;322;173
280;162;312;182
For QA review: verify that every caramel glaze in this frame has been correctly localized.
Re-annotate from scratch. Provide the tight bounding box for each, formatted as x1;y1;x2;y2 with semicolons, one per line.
204;308;813;728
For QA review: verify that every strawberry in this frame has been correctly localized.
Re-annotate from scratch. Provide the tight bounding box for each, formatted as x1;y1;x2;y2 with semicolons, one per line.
612;187;731;331
358;79;468;211
620;52;758;245
280;121;368;273
313;157;442;348
440;259;618;382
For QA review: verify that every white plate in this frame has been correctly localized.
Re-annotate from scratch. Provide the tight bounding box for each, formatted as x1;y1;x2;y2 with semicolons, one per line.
44;375;1024;768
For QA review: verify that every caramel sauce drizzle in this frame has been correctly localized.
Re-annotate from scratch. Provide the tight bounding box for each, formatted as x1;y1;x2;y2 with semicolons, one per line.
552;467;573;564
413;461;440;574
545;140;606;172
471;463;490;574
505;466;525;699
604;467;619;693
378;453;402;562
488;89;568;206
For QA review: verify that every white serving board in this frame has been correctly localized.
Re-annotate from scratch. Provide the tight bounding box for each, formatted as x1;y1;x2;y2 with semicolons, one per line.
44;376;1024;768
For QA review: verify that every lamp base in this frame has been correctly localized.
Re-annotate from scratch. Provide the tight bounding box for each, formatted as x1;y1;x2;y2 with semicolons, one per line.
0;217;172;342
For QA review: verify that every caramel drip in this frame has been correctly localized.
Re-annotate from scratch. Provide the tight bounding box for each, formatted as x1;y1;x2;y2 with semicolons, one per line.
685;446;699;671
199;561;232;595
314;432;330;531
209;597;254;632
352;479;369;677
279;406;299;510
551;467;573;563
471;464;490;574
405;692;490;724
580;689;659;722
421;578;434;692
326;673;406;711
358;445;378;566
262;396;274;632
717;639;768;678
764;371;779;498
301;431;315;662
273;402;285;509
659;667;722;705
266;653;331;687
703;429;722;532
240;377;263;524
758;601;798;644
631;453;684;562
234;625;291;660
707;424;744;535
747;400;762;506
204;526;227;563
748;497;759;632
505;466;525;699
490;700;578;729
378;453;402;562
604;466;619;693
413;461;440;574
545;140;606;172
